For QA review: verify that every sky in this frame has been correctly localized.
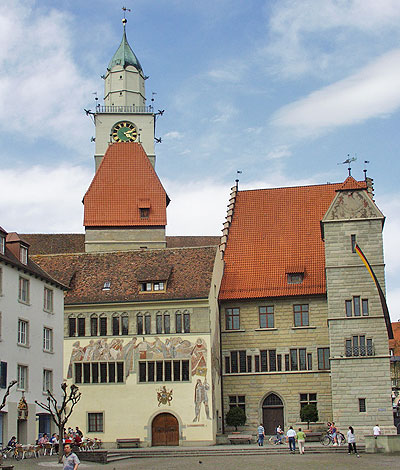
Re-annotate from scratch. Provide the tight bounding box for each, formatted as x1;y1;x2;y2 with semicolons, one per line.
0;0;400;319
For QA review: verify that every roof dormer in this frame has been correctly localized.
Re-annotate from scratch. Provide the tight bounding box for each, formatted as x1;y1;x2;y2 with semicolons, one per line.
6;232;30;265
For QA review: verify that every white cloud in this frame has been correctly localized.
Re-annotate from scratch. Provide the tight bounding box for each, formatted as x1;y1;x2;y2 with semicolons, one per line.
0;3;96;150
271;49;400;135
0;165;92;233
208;61;247;83
164;131;184;140
266;145;292;160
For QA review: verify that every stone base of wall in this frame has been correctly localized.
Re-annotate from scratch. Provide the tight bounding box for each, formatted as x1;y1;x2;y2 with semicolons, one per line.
365;435;400;453
75;450;108;463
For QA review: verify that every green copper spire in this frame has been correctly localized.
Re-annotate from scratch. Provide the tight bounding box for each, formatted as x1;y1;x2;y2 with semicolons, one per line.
108;23;143;73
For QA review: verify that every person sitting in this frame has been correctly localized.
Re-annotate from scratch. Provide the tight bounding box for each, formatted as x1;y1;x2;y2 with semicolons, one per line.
38;433;49;446
74;433;82;446
7;436;17;449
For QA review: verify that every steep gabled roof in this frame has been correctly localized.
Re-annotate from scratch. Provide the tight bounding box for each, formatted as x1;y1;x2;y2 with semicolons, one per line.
83;142;168;227
32;246;217;305
337;176;367;191
219;182;351;300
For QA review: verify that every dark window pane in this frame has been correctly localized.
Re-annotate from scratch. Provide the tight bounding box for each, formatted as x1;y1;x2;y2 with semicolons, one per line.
353;297;361;316
75;363;82;383
259;307;267;328
182;360;189;381
148;362;155;382
309;393;317;402
277;354;282;371
359;398;366;412
173;361;181;381
183;313;190;333
0;362;7;388
145;315;151;334
260;350;268;372
360;335;366;356
225;356;231;374
269;350;276;372
362;299;369;316
351;234;356;253
100;363;107;383
307;353;312;370
285;354;289;371
137;315;143;335
367;338;373;356
139;362;146;382
121;316;129;335
346;339;352;357
176;314;182;333
156;315;162;334
164;314;170;334
299;349;307;370
100;317;107;336
90;317;98;336
92;363;99;383
117;362;124;382
165;361;172;381
78;318;85;337
83;363;91;383
290;349;298;371
68;318;76;337
294;312;301;327
156;361;163;381
108;362;116;382
255;355;260;372
247;355;252;373
112;317;119;335
239;351;247;373
231;351;238;373
345;300;352;317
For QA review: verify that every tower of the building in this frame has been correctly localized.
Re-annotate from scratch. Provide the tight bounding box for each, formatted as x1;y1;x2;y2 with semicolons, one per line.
94;18;155;171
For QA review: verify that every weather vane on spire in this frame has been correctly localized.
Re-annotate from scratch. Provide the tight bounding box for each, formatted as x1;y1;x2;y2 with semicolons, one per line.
337;154;357;177
122;6;131;25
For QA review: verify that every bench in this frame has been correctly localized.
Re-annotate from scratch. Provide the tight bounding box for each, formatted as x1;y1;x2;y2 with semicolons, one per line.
228;434;252;445
116;438;141;448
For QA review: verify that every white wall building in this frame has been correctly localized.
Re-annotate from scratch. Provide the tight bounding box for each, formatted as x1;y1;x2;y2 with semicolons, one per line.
0;227;66;445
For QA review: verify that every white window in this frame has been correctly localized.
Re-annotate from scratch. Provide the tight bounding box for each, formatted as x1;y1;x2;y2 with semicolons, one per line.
17;365;28;391
44;287;53;312
43;328;53;352
18;277;29;303
0;235;5;255
20;245;28;264
43;369;53;393
18;319;28;345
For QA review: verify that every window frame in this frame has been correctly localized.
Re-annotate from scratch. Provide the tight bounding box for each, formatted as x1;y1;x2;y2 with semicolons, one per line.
17;364;28;391
18;319;29;346
228;395;246;413
18;276;30;303
43;287;54;313
43;327;53;352
259;306;274;328
317;348;330;370
293;304;309;327
43;369;53;393
87;412;104;433
225;308;240;330
20;245;28;265
359;398;366;413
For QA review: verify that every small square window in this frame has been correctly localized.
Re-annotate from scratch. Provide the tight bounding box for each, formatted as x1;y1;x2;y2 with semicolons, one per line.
88;412;104;432
140;208;150;219
287;273;303;284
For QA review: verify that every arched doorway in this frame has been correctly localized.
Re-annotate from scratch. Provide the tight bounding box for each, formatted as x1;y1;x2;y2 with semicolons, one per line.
152;413;179;446
262;393;284;435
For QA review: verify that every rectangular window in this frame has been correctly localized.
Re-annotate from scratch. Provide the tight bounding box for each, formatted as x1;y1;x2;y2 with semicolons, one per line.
20;245;28;264
92;363;99;383
137;316;143;335
78;317;85;337
277;354;282;372
307;353;313;371
139;360;189;383
17;365;28;391
99;317;107;336
112;317;119;335
300;393;317;410
175;313;182;333
121;316;129;335
346;336;373;356
269;350;277;372
100;363;107;383
139;362;146;382
83;363;91;383
362;299;369;316
285;354;290;371
247;355;252;373
230;351;238;373
90;317;98;336
43;327;53;352
164;314;170;334
18;319;28;345
43;287;54;312
229;395;245;412
156;361;163;381
147;362;155;382
294;304;309;327
108;363;115;383
290;349;298;371
239;351;247;373
75;363;82;383
156;314;163;334
351;234;356;253
345;300;352;317
225;356;231;374
0;362;7;388
0;268;2;295
287;273;304;284
18;277;29;303
317;348;330;370
88;413;104;433
173;361;180;381
117;362;124;382
145;315;151;334
259;306;274;328
43;369;53;393
164;361;172;381
353;296;361;316
255;356;260;372
359;398;366;412
0;236;4;255
182;360;189;381
299;348;307;371
183;313;190;333
225;308;240;330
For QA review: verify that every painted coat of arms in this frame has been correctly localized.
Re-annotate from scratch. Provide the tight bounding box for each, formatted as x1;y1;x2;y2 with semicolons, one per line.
157;386;173;406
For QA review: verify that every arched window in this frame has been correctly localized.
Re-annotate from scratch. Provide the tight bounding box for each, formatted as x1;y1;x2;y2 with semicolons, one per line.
175;310;182;334
90;314;98;336
164;311;170;334
137;313;143;335
68;316;76;337
156;312;163;334
77;315;86;337
262;393;283;407
183;310;190;333
145;313;151;335
112;313;120;336
121;313;129;335
99;314;107;336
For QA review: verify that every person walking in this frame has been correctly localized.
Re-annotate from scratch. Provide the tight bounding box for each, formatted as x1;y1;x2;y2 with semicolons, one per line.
373;424;381;438
347;426;360;457
296;428;306;454
63;443;80;470
257;423;265;446
286;426;296;453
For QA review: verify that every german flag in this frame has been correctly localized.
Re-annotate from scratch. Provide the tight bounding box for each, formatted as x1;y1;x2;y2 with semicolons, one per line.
355;244;393;339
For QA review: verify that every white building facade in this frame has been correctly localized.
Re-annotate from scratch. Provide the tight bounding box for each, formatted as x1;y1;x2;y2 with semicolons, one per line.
0;227;66;445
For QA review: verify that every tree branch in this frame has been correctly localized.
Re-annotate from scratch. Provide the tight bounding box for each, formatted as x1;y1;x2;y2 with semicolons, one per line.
0;380;17;412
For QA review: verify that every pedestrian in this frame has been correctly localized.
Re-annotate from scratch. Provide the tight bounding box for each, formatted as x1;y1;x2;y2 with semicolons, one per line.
276;425;284;444
296;427;306;454
63;443;80;470
347;426;360;457
373;424;381;439
331;421;338;446
286;426;296;453
257;423;265;446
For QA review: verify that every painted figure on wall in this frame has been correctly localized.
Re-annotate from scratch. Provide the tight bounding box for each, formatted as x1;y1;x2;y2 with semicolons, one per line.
193;379;210;422
191;338;207;376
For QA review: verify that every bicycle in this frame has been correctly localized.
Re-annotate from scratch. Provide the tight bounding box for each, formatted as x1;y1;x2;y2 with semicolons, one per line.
320;432;346;446
268;435;284;445
0;446;22;460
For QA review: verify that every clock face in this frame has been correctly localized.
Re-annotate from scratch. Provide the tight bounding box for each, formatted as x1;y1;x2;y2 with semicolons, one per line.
112;121;137;142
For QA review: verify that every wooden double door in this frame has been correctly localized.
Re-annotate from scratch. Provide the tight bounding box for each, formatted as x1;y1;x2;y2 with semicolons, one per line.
152;413;179;446
262;393;284;435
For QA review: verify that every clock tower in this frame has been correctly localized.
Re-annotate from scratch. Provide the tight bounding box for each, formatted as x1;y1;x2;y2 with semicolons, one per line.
94;18;156;171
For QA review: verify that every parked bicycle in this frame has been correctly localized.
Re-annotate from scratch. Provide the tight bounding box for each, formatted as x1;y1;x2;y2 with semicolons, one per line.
320;431;346;446
268;435;284;445
0;446;22;460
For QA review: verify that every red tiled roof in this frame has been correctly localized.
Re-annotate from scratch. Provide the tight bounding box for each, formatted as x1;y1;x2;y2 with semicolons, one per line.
83;142;168;227
219;182;355;300
389;322;400;355
32;246;217;304
337;176;367;191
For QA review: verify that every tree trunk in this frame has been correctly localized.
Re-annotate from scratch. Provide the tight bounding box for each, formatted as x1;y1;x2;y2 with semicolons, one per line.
58;423;64;464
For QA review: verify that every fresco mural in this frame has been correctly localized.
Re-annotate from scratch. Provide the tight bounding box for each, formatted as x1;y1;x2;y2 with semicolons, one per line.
157;386;173;406
193;379;210;422
67;337;208;378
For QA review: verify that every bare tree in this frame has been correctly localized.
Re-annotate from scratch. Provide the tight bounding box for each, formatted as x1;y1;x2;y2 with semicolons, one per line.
35;382;81;463
0;380;17;465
